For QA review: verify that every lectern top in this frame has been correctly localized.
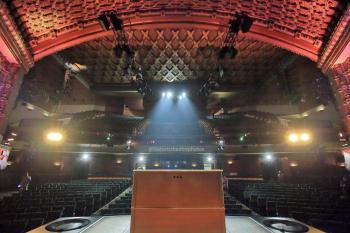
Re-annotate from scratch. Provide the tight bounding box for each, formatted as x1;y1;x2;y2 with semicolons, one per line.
132;169;224;208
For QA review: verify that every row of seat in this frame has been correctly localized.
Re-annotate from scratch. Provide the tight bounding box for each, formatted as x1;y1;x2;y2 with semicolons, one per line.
229;181;350;233
0;179;131;233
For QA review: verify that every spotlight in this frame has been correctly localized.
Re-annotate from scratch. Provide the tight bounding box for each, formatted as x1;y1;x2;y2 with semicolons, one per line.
81;153;90;161
207;156;213;162
109;14;123;31
288;133;299;143
11;132;17;137
47;131;63;142
300;132;310;142
166;91;173;98
162;92;166;97
241;15;253;33
7;138;14;142
264;153;273;161
182;92;187;97
229;18;241;34
127;140;132;145
97;14;110;31
138;156;145;162
178;95;183;100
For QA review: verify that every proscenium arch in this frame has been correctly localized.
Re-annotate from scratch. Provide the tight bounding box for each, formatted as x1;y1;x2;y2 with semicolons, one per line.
32;16;320;62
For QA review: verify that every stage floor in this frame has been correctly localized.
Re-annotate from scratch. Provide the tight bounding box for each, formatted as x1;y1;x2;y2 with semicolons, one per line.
83;215;274;233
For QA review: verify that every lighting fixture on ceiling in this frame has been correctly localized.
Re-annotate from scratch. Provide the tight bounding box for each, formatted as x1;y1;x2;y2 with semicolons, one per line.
109;13;123;31
98;14;110;31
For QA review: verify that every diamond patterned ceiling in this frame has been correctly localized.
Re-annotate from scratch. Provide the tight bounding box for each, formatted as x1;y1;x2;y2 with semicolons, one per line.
58;29;291;83
6;0;345;60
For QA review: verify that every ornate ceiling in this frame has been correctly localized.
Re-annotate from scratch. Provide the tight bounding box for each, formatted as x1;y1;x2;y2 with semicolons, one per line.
6;0;345;61
59;29;291;83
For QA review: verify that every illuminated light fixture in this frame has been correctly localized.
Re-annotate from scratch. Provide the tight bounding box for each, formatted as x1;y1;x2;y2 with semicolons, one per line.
207;156;213;162
154;162;160;167
339;132;343;138
127;140;132;145
178;95;183;100
138;156;145;162
191;163;197;167
317;105;325;112
300;132;311;142
162;92;166;97
166;91;173;98
26;104;34;110
182;92;187;97
337;162;345;167
227;160;233;165
290;162;298;167
53;162;62;166
47;132;63;142
288;133;299;143
116;159;123;164
7;138;14;142
11;132;17;137
174;164;178;168
302;112;309;117
264;153;273;162
81;153;90;161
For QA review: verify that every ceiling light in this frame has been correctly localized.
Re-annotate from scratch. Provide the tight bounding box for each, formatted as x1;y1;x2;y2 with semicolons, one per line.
182;92;187;97
11;132;17;137
207;156;213;162
162;92;165;97
116;159;123;164
138;156;145;162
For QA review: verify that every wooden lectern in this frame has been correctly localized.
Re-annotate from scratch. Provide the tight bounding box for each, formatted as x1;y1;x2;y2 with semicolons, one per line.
130;170;226;233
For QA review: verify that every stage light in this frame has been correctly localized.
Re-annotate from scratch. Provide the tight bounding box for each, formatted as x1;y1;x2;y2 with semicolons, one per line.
241;15;253;33
7;138;14;142
264;153;273;162
116;159;123;164
53;162;62;166
288;133;299;143
11;132;17;136
178;95;183;100
166;91;173;98
97;14;110;31
127;140;132;145
182;92;187;97
229;18;241;34
207;156;213;162
192;163;197;167
290;162;298;167
81;153;90;161
138;156;145;162
109;14;123;31
162;92;166;97
154;162;160;167
227;160;233;165
47;132;63;142
300;132;310;142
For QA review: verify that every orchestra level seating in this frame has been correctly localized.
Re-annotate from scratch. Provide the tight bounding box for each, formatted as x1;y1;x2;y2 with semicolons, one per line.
229;180;350;233
0;179;131;233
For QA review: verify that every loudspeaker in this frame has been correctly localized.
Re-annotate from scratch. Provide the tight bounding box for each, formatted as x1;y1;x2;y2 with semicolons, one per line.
27;217;99;233
262;217;325;233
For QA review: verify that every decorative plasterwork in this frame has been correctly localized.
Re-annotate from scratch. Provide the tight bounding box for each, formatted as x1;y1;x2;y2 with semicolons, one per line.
0;51;19;119
319;5;350;71
7;0;344;61
0;1;33;71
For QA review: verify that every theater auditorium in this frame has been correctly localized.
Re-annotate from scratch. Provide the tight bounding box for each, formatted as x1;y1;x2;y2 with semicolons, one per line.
0;1;350;233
